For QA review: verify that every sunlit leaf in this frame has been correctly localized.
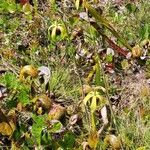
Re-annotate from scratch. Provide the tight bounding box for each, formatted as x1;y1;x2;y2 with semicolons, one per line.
48;120;63;133
136;146;146;150
11;141;20;150
139;23;150;40
18;89;30;105
3;72;18;89
7;3;17;13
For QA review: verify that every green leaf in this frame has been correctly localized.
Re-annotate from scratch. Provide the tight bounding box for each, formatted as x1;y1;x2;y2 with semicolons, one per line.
126;3;137;13
17;89;30;105
3;73;18;90
41;132;52;146
0;1;8;12
59;132;75;149
32;115;46;146
139;23;150;40
6;97;18;109
105;54;113;63
49;120;63;133
94;63;101;86
7;3;17;13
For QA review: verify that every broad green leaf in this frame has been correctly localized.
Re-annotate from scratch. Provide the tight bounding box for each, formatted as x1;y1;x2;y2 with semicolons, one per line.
105;54;113;63
49;120;63;133
17;90;30;105
3;72;18;89
59;132;75;149
41;132;52;146
32;115;46;145
139;23;150;40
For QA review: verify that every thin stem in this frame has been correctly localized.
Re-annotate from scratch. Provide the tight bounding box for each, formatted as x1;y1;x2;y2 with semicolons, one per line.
96;52;124;150
73;58;91;130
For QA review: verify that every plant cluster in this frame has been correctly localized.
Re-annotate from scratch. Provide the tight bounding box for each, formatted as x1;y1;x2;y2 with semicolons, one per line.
0;0;150;149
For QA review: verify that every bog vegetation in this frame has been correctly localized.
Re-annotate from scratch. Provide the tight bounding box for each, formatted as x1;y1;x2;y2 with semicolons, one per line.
0;0;150;149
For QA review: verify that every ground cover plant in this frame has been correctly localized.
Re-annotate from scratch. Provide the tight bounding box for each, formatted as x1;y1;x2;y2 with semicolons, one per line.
0;0;150;149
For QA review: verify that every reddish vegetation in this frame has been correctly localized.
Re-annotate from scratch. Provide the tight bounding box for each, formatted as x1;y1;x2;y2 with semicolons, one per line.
17;0;29;5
